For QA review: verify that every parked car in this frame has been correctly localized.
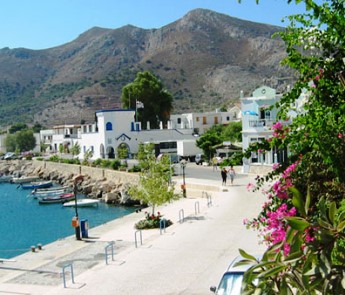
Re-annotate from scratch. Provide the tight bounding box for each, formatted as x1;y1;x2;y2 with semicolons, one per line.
210;255;259;295
195;153;203;165
4;152;16;160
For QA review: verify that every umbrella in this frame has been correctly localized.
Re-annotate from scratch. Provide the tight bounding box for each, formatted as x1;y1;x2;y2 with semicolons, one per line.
242;110;258;116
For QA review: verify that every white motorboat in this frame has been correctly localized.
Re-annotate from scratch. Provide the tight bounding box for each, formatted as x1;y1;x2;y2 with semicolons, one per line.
11;176;39;184
0;175;13;183
63;199;100;208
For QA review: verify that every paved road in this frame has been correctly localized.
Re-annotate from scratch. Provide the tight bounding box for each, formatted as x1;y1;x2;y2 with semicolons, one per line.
0;172;267;295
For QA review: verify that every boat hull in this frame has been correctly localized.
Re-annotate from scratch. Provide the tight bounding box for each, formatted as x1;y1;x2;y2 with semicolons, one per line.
38;193;75;204
63;199;100;208
21;181;53;190
12;176;39;184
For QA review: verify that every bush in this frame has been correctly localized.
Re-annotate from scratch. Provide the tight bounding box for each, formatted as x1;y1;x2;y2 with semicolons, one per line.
110;159;121;170
135;212;173;230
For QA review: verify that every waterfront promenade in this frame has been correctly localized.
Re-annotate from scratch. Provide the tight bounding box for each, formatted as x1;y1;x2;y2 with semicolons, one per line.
0;171;266;295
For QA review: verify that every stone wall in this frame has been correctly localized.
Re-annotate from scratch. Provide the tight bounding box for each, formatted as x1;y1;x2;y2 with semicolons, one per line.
30;160;139;184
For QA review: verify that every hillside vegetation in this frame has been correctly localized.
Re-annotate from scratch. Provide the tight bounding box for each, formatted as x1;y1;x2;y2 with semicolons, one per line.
0;9;293;128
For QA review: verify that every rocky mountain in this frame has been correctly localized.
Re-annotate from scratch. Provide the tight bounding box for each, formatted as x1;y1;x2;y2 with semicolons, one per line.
0;8;293;128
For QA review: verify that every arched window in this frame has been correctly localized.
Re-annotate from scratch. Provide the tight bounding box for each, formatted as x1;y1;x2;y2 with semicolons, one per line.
106;122;112;131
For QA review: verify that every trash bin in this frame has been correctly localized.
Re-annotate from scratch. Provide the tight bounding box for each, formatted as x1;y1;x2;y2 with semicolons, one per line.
80;219;89;238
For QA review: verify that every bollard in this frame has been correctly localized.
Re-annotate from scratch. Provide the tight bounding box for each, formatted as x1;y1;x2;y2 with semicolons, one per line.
179;209;185;223
195;201;200;215
134;230;143;248
159;218;166;235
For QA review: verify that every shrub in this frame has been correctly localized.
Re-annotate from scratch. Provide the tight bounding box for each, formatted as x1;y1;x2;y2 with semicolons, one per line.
134;212;173;230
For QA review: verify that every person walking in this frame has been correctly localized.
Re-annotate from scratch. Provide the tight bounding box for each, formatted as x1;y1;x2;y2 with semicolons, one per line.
221;167;228;186
228;165;236;185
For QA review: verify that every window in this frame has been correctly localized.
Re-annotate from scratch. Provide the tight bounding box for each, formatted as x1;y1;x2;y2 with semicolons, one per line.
214;117;218;124
106;122;112;131
203;117;207;124
196;117;199;122
177;118;181;124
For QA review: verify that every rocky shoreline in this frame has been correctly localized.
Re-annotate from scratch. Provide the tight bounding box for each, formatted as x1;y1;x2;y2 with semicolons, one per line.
0;160;140;206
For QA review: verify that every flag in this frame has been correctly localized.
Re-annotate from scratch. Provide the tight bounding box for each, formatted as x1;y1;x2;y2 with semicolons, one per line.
136;100;144;109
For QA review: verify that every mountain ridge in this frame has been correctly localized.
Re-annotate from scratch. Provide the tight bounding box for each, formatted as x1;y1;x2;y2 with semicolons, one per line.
0;8;293;128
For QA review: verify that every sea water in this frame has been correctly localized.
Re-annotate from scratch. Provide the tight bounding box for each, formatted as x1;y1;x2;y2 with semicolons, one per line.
0;183;137;259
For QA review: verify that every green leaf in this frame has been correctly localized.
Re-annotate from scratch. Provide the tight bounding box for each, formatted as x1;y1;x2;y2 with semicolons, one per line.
285;217;310;231
258;264;286;279
305;186;311;214
289;186;306;217
337;220;345;232
238;249;259;262
328;202;336;225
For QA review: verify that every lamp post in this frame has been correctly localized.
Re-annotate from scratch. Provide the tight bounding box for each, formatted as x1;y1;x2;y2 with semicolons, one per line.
73;175;83;240
180;159;187;198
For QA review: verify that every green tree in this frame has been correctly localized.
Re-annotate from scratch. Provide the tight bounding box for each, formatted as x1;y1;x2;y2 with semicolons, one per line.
8;123;27;134
82;149;94;165
32;123;43;133
16;130;36;152
117;143;129;159
238;0;345;293
196;125;223;159
70;142;81;158
5;130;36;152
128;143;179;215
4;134;16;152
121;71;173;129
222;121;242;143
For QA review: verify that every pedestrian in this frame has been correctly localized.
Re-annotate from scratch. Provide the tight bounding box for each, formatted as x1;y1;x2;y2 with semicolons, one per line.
228;165;236;185
212;157;218;171
221;167;227;186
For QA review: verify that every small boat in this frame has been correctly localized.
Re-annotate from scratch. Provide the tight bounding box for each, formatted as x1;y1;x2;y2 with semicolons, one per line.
38;193;75;204
30;186;71;198
11;176;40;184
20;181;53;190
0;175;13;183
33;185;70;194
63;199;100;208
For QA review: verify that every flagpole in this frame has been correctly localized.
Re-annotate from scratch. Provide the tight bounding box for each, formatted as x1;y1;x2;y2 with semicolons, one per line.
135;99;138;122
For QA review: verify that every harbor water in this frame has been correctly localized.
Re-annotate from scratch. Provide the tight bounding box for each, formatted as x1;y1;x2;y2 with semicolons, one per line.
0;183;137;259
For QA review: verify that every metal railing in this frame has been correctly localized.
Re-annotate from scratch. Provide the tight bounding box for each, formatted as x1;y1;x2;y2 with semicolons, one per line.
105;241;115;265
62;263;75;288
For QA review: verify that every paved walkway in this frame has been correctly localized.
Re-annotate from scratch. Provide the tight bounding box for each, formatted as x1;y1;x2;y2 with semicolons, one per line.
0;173;266;295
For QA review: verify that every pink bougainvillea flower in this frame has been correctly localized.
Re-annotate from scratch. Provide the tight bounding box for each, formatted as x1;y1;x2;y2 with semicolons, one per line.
283;243;291;256
246;182;256;191
272;163;280;170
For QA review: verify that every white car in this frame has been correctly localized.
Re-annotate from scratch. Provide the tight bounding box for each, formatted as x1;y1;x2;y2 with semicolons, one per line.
210;256;259;295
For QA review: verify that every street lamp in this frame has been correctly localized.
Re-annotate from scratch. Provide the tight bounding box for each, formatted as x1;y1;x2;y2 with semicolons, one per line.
180;159;187;198
72;175;83;240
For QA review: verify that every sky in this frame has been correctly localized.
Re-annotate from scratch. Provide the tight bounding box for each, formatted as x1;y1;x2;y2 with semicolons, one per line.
0;0;309;50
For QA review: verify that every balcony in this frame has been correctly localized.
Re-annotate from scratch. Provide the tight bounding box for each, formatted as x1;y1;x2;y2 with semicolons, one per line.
248;119;275;128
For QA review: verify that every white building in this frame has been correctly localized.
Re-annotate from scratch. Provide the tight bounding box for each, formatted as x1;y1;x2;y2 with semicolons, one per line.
241;86;285;173
41;105;243;162
170;109;241;135
241;85;308;173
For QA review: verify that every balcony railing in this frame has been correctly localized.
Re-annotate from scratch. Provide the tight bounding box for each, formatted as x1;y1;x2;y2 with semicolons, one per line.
249;119;275;128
